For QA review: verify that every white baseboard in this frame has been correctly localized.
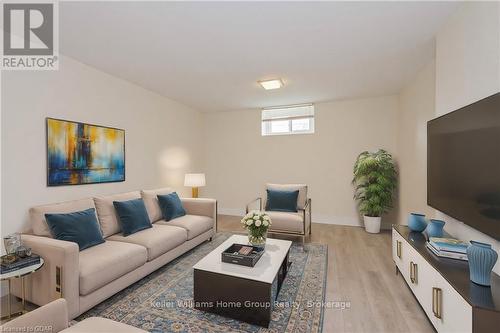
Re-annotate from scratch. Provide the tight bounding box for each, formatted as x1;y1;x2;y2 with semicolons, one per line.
218;207;362;227
312;214;361;226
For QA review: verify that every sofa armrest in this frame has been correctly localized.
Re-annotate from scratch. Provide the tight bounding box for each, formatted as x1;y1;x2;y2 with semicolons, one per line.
11;234;80;319
1;299;68;333
181;198;217;231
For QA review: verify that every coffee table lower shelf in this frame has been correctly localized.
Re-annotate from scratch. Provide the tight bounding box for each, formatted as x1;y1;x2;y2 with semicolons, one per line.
193;252;290;328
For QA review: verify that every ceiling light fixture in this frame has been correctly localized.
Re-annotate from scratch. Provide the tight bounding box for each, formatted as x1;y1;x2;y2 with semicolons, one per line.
258;79;284;90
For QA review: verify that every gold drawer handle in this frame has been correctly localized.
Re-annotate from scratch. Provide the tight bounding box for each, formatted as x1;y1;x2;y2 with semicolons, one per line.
410;261;418;284
409;261;413;282
432;287;442;319
409;262;418;284
396;240;402;259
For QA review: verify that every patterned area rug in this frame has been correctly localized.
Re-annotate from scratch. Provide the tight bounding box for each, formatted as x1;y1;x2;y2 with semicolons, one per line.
77;233;328;333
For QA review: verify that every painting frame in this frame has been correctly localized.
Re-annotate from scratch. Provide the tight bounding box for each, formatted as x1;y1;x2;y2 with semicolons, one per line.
46;117;126;186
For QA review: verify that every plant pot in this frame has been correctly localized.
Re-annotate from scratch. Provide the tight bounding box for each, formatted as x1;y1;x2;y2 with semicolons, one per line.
363;215;381;234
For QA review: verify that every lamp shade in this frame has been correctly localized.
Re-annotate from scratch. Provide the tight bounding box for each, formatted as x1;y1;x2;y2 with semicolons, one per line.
184;173;206;187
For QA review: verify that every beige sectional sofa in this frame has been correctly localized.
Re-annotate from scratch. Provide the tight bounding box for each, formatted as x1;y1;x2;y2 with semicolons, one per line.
12;188;217;320
1;299;146;332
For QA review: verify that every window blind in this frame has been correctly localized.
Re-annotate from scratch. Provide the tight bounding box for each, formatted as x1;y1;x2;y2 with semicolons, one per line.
262;104;314;122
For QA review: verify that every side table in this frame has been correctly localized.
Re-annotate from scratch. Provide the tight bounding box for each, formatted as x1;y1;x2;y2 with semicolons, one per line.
0;257;44;320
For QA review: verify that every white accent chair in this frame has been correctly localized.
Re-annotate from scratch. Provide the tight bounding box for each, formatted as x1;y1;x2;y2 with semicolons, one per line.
246;184;311;240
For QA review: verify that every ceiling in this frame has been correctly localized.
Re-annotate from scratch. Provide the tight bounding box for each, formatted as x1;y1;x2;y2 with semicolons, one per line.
60;1;459;112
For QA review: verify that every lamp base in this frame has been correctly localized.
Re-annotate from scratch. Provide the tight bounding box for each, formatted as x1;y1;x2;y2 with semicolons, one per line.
192;187;199;198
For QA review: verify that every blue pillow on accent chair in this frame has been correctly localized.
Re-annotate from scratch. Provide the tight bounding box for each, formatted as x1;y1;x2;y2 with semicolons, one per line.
157;192;186;221
266;189;299;212
113;198;152;236
45;208;105;251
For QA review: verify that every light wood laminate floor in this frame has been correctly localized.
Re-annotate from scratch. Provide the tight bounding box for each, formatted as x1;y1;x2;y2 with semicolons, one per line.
218;215;434;333
1;217;435;332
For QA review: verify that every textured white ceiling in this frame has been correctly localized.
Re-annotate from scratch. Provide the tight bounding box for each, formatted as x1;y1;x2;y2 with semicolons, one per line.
60;1;459;112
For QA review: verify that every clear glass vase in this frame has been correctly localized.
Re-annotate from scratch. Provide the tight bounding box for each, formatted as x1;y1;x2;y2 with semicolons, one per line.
248;229;267;249
3;233;21;254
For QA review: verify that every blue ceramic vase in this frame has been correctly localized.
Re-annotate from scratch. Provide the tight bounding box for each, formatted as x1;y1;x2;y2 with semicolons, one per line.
426;219;445;238
467;241;498;287
408;213;427;232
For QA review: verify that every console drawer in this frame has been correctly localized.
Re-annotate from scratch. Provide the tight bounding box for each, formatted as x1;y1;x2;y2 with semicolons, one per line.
430;269;472;332
392;226;473;333
404;244;436;320
392;228;405;265
392;228;409;281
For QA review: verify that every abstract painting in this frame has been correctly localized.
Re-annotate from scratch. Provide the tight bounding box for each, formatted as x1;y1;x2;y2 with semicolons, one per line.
46;118;125;186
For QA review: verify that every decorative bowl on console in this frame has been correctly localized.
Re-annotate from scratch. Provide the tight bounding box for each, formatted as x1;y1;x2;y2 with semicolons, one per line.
408;213;427;232
426;219;445;238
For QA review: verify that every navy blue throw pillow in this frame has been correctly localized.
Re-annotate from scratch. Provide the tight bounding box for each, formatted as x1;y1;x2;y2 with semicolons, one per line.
113;198;152;236
157;192;186;221
45;208;105;251
266;189;299;212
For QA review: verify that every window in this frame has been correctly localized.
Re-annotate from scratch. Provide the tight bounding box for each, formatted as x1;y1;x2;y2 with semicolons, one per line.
261;104;315;136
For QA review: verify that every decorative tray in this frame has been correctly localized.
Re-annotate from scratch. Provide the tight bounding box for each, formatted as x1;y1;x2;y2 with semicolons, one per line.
221;243;264;267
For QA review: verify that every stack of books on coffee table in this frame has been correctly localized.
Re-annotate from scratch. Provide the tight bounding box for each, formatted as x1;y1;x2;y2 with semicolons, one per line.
426;237;469;261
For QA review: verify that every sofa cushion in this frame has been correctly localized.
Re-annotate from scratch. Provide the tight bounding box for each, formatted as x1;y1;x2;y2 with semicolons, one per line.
94;191;141;237
64;317;148;333
107;224;187;261
113;199;152;236
157;192;186;221
157;214;213;240
30;198;96;237
141;187;174;223
79;240;147;296
266;184;308;209
45;208;105;251
266;211;304;234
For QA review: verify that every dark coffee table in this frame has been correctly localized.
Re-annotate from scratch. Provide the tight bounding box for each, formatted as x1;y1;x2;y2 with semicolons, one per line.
193;235;292;327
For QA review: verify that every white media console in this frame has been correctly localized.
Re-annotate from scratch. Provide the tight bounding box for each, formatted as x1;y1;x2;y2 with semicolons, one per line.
392;225;500;332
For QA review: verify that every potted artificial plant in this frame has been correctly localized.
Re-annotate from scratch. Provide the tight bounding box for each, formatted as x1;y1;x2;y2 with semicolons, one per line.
353;149;397;233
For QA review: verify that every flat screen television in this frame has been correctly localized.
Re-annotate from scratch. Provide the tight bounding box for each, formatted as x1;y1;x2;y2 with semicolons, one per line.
427;92;500;240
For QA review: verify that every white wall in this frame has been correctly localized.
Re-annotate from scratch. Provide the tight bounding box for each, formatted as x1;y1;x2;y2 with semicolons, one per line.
203;95;399;227
434;1;500;273
1;55;203;237
397;60;436;224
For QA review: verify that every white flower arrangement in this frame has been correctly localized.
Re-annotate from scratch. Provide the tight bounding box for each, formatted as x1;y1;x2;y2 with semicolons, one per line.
241;210;271;229
241;211;272;246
